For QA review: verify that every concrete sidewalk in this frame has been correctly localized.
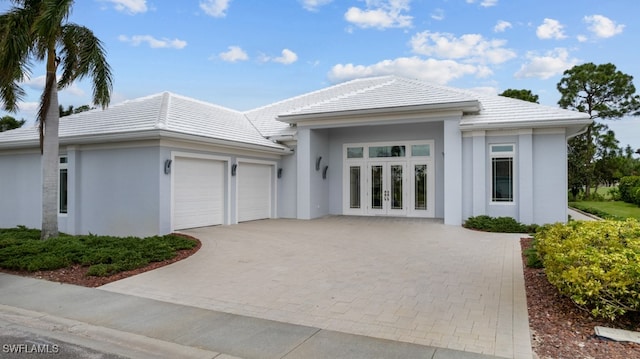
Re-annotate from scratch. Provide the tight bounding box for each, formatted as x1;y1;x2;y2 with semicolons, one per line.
1;273;501;359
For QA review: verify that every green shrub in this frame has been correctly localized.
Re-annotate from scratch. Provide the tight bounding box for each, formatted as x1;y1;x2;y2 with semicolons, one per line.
0;228;197;276
608;187;621;201
618;176;640;204
464;215;538;233
535;219;640;320
523;238;543;268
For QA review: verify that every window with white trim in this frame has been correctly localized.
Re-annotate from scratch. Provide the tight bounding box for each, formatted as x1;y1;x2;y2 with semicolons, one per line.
59;156;68;214
490;144;514;203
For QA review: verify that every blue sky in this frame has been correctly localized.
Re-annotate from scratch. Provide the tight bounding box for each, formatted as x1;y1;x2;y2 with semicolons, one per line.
3;0;639;148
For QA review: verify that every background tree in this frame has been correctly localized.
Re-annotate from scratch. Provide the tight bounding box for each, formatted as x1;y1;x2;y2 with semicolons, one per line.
557;63;640;198
499;89;539;103
0;114;25;132
0;0;113;239
59;104;93;117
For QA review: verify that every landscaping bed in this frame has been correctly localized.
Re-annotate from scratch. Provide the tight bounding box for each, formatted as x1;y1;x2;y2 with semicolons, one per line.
521;237;640;359
0;234;201;287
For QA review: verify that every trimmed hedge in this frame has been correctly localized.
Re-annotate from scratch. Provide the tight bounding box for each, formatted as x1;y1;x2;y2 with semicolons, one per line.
535;219;640;320
463;215;538;233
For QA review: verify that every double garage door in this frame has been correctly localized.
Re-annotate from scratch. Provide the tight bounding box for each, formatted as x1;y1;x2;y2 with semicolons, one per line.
173;157;272;230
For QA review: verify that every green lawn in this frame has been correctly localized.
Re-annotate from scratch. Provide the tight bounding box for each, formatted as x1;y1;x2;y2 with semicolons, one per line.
0;227;197;276
569;201;640;220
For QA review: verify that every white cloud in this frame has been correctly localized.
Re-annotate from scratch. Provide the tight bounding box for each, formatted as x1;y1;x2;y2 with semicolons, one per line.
61;83;85;97
102;0;147;14
21;75;46;91
259;49;299;65
410;31;516;65
431;8;445;21
273;49;298;65
577;34;588;42
536;18;567;40
469;86;499;97
344;0;412;29
218;46;248;62
466;0;498;7
200;0;231;18
300;0;333;11
494;20;512;33
515;48;580;79
584;15;625;38
118;35;187;49
327;57;490;84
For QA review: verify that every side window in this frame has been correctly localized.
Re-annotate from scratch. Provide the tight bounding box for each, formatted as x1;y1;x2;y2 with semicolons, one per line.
59;156;68;214
490;144;514;203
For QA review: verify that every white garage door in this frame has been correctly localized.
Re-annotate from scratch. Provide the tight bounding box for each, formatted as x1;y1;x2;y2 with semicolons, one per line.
173;157;225;230
238;163;272;222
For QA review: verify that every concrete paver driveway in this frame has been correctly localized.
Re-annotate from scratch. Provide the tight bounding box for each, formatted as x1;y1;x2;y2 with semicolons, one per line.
100;217;532;358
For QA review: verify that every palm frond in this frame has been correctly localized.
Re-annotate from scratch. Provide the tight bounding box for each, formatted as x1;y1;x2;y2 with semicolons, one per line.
58;23;113;109
0;6;36;111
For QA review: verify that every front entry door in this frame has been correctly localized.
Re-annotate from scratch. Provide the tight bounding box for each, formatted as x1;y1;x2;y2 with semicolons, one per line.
368;162;407;216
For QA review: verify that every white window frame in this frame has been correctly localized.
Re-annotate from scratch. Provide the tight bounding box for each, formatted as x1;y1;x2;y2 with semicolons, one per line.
59;156;68;215
489;144;515;204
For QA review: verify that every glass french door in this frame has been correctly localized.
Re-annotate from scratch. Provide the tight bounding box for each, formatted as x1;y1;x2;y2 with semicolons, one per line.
368;162;407;215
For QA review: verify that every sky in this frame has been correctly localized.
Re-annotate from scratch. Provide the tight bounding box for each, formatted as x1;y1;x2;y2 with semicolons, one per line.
2;0;639;148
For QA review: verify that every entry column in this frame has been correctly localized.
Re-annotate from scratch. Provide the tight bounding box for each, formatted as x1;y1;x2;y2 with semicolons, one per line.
444;118;462;225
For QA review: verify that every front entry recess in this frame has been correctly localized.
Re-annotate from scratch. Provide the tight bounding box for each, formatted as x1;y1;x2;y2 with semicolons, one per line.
343;141;434;218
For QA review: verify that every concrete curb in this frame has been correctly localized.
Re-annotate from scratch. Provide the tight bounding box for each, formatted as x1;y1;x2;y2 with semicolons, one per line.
0;304;229;359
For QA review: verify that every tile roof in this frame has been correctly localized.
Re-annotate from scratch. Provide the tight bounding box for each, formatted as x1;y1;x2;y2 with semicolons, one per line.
0;92;288;151
0;76;591;149
244;76;590;136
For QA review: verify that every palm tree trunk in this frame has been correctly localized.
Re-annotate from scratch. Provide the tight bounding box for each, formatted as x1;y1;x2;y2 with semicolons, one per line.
41;70;60;240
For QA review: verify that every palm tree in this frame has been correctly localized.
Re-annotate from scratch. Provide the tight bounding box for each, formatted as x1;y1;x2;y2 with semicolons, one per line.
0;0;113;239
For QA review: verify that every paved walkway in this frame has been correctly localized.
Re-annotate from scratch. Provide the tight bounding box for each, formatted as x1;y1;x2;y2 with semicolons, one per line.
100;217;532;358
0;274;501;359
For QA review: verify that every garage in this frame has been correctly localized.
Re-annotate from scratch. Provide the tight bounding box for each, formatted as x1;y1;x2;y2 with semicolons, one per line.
173;156;225;230
237;162;272;222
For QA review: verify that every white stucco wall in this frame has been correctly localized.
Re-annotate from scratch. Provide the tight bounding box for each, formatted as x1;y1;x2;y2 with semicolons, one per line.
533;132;568;224
74;146;161;237
0;152;42;229
461;130;569;225
277;148;297;219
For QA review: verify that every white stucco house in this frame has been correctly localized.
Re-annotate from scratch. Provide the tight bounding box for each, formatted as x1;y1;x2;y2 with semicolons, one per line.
0;76;591;236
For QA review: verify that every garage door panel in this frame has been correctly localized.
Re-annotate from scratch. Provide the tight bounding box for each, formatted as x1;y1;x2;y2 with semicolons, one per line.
238;163;271;222
173;157;224;230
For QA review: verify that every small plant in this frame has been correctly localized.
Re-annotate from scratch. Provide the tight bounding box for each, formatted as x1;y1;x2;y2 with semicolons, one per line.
463;215;538;233
523;238;543;268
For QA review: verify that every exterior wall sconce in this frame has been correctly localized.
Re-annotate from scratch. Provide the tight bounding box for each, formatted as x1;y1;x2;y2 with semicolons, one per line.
231;163;237;176
164;159;172;174
322;165;328;179
277;168;283;178
315;156;322;171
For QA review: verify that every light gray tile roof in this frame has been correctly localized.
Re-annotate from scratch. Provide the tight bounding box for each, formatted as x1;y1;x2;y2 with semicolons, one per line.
244;75;590;136
0;76;591;149
0;92;287;151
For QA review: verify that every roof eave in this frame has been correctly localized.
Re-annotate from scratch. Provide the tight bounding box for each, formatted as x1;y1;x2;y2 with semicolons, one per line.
0;129;293;155
459;118;593;135
277;100;481;124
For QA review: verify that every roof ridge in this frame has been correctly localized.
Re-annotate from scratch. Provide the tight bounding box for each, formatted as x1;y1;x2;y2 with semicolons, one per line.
278;77;398;116
155;92;171;129
244;76;395;114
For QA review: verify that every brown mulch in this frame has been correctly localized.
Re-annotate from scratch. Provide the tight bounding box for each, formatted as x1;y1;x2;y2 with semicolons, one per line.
521;237;640;359
0;234;201;288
